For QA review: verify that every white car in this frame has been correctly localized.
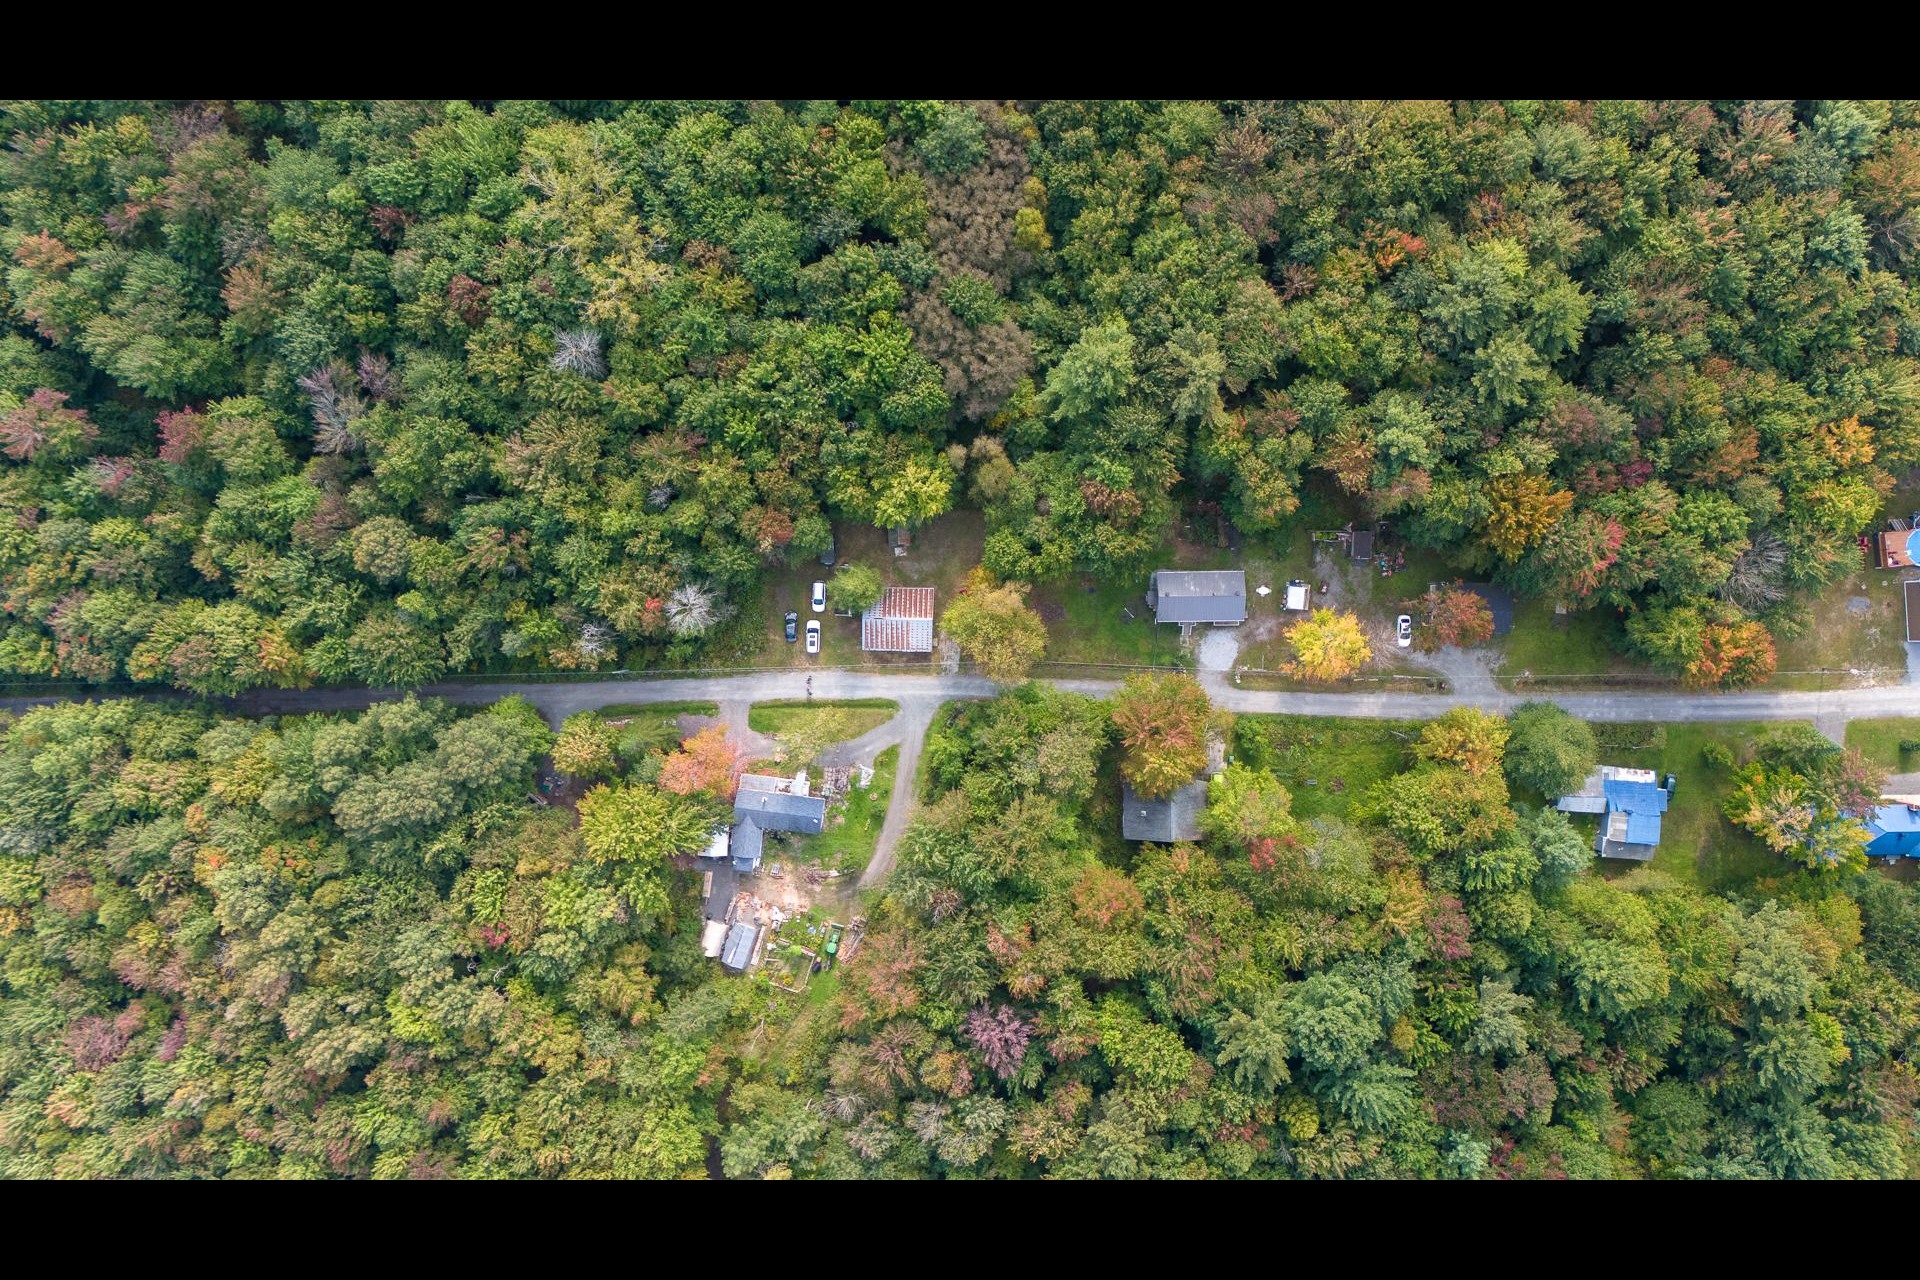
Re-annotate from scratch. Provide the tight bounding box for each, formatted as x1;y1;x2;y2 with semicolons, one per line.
805;619;821;655
1396;615;1413;647
811;581;827;613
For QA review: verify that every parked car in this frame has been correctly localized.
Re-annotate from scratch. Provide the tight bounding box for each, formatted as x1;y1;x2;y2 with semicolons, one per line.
819;539;836;567
811;581;826;613
784;611;798;643
805;619;821;654
1663;773;1677;795
1395;614;1413;647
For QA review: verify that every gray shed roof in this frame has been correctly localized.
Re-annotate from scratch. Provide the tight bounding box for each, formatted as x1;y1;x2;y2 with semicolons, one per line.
1120;779;1209;843
1149;570;1246;624
721;921;759;971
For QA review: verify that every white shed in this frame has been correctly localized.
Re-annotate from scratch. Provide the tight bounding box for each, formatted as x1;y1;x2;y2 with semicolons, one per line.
701;919;728;958
1284;580;1310;611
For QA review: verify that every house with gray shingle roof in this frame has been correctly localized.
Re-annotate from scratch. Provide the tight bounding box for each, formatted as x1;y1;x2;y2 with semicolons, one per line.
1121;779;1210;843
1148;570;1246;626
730;772;827;873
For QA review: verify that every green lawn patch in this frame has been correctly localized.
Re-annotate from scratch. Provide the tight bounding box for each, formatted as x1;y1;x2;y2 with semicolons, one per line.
597;700;718;720
1032;574;1188;666
748;699;898;737
1497;598;1625;684
1845;718;1920;771
1232;715;1416;821
801;744;898;875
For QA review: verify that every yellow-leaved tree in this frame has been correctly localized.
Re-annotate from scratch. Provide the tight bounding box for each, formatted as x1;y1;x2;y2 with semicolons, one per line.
942;568;1048;683
1283;608;1372;682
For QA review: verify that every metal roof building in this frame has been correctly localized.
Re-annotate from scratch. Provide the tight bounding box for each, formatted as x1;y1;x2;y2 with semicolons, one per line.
1866;802;1920;858
1558;766;1668;860
720;921;760;971
862;586;936;652
1147;570;1247;626
1459;583;1515;635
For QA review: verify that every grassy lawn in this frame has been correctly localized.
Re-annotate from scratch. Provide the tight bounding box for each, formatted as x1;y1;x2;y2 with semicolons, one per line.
1769;474;1920;686
1231;715;1417;822
1771;566;1911;684
801;744;898;875
738;510;985;670
805;970;840;1007
1032;573;1189;666
1845;718;1920;771
1497;598;1629;685
1584;721;1792;893
747;699;898;738
597;700;718;721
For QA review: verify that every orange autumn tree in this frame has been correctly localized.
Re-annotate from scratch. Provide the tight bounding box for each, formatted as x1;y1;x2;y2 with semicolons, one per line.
1109;672;1211;798
1407;584;1494;651
658;725;740;799
1689;619;1777;689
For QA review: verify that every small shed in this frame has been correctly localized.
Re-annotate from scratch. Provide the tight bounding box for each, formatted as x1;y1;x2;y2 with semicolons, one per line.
701;919;728;958
1349;529;1375;560
1284;580;1310;611
721;921;760;971
1881;529;1920;569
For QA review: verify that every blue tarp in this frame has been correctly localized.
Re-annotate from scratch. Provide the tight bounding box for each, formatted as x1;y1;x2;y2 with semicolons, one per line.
1603;777;1668;849
1624;812;1665;845
1603;779;1670;815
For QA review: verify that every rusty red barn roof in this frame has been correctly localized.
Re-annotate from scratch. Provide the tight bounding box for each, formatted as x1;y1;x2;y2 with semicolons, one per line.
862;586;936;652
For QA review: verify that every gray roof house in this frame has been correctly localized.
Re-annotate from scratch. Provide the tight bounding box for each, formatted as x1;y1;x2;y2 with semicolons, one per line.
1121;779;1210;843
731;773;827;873
1147;570;1246;626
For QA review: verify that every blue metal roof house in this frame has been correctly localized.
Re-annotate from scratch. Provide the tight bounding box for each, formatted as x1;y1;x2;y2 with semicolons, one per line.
1555;766;1671;860
1865;802;1920;858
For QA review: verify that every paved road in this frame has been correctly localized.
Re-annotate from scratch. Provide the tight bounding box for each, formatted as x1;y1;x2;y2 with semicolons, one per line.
14;670;1920;884
12;669;1920;727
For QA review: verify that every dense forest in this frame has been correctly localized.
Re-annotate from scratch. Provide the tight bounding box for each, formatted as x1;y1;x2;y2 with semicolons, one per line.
3;686;1917;1178
5;101;1920;688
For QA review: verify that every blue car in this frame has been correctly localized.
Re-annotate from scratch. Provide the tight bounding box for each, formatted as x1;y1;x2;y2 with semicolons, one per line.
784;611;799;643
